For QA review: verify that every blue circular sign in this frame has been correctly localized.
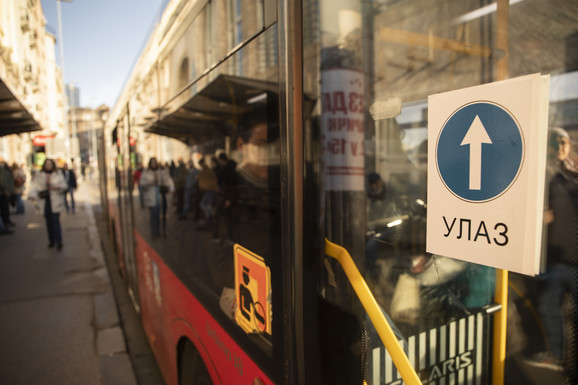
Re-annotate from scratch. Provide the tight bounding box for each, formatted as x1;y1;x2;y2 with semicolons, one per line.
436;102;524;202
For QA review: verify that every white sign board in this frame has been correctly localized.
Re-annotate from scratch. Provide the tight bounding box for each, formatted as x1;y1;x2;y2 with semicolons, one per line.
427;74;550;276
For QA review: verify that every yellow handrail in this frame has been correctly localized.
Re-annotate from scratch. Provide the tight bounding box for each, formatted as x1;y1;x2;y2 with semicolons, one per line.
325;239;422;385
492;269;508;385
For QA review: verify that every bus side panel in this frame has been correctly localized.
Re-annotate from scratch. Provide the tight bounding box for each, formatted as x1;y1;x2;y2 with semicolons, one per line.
134;230;177;384
108;200;126;277
134;231;274;385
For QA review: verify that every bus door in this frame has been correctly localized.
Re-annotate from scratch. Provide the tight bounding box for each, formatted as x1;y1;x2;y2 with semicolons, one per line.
303;0;578;384
115;109;140;309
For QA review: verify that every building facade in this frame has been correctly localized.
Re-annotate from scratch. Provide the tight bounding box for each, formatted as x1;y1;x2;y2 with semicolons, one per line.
0;0;66;166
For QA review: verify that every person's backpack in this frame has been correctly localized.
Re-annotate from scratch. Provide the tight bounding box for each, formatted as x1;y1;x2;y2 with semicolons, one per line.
14;174;25;188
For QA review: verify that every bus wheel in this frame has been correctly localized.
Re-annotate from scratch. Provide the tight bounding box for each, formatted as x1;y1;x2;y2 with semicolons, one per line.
179;340;212;385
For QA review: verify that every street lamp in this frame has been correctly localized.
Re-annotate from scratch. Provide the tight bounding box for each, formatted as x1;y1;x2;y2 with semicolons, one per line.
96;105;109;171
96;105;109;213
56;0;73;162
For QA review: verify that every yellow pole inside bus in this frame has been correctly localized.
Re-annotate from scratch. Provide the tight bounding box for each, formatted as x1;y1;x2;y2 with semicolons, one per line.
493;269;508;385
325;239;422;385
493;1;510;385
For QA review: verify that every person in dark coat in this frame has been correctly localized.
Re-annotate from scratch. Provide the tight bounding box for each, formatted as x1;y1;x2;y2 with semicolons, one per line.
213;153;238;240
0;158;15;229
536;127;578;377
61;162;77;214
173;158;187;217
11;163;26;214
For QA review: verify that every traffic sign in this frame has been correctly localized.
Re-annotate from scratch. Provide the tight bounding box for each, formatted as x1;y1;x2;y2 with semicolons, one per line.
427;74;550;276
436;102;524;202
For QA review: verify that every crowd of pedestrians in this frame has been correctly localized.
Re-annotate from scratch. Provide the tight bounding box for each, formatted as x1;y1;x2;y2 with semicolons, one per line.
137;151;239;241
0;158;78;250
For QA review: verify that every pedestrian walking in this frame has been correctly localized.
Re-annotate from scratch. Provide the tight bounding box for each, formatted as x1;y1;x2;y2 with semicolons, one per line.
197;158;218;229
61;162;77;213
181;156;202;221
11;163;26;214
29;159;68;249
173;158;187;217
213;152;238;241
0;158;15;228
134;164;144;209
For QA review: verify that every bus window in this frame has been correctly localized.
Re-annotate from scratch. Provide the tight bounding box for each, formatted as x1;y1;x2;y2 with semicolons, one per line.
304;0;578;384
131;25;281;366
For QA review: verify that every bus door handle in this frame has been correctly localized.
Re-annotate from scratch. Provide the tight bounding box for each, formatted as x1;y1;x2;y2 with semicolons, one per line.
325;238;422;385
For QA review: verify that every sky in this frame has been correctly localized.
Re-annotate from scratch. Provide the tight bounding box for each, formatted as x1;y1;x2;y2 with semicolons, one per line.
40;0;167;109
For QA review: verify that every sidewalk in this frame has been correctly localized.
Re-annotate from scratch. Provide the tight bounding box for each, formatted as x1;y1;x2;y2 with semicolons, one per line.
0;179;137;385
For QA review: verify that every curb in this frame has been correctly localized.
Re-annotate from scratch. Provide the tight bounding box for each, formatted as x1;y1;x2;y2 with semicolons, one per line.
85;201;138;385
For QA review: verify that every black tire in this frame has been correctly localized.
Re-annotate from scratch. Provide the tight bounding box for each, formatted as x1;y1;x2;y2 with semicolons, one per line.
179;340;213;385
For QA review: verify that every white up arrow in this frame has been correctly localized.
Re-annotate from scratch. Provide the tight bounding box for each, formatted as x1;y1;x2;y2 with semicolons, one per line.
460;115;492;190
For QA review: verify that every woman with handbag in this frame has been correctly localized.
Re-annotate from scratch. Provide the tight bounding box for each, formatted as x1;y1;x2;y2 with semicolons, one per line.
29;159;68;249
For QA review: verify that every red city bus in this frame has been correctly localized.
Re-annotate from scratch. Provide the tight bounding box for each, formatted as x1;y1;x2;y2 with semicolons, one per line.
101;0;578;384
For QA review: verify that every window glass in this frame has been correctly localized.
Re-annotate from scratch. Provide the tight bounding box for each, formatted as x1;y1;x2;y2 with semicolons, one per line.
307;0;578;383
132;27;280;357
221;0;263;51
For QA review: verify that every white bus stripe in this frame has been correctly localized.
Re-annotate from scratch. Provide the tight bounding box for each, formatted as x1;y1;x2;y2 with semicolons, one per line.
459;317;466;353
468;315;475;385
396;339;405;380
429;328;437;385
459;318;466;384
440;325;447;360
386;348;393;383
476;313;484;385
449;321;457;385
440;325;447;385
430;327;437;366
409;335;416;369
420;331;427;371
468;315;475;350
373;347;381;385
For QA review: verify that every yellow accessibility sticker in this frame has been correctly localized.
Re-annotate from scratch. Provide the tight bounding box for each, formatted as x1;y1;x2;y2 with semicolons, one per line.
234;244;271;335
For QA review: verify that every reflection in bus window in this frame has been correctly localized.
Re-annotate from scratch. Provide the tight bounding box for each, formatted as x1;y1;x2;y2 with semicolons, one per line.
125;24;281;365
210;105;281;330
539;128;577;362
131;92;279;346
